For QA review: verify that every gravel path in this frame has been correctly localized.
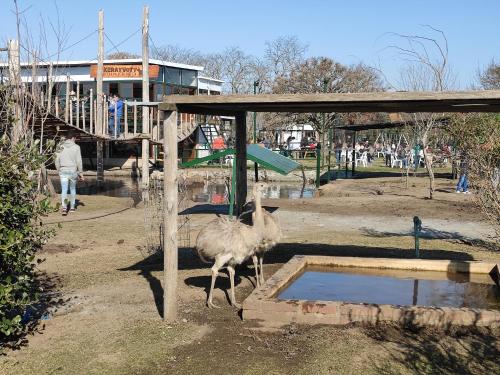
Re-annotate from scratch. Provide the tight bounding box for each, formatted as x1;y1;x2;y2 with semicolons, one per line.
279;210;496;242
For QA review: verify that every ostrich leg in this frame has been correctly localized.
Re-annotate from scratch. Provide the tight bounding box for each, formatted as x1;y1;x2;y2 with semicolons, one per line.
252;254;260;288
207;265;221;309
227;265;241;309
259;255;265;285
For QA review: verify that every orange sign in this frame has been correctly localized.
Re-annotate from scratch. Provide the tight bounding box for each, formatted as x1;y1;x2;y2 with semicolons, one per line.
90;64;159;79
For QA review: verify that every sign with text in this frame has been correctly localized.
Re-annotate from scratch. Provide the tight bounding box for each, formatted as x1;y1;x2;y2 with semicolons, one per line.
90;64;159;79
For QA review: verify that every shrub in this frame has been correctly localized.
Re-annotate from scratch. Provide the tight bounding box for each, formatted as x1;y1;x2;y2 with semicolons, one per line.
0;135;55;341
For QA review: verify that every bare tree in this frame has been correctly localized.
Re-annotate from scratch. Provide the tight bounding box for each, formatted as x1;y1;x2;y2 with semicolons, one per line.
271;57;383;161
107;51;139;59
151;44;204;66
390;26;455;199
218;46;254;93
264;35;308;79
478;60;500;89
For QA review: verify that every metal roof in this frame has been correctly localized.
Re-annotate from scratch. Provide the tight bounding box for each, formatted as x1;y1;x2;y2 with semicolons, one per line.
0;58;204;71
180;145;301;175
247;144;301;175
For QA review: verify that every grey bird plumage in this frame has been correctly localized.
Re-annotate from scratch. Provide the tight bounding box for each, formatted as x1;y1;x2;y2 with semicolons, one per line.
195;186;265;308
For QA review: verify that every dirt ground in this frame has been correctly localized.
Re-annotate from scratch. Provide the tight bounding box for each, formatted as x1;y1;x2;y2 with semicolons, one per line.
1;175;499;375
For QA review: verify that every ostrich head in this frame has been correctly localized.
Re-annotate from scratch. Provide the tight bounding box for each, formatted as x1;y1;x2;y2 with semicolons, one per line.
251;182;268;199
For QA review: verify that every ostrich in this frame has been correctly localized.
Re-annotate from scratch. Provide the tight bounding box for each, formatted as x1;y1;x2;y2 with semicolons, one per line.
250;183;282;287
195;185;265;308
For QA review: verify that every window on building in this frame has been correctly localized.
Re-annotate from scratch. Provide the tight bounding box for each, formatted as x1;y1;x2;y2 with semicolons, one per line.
181;70;197;87
109;83;119;96
133;83;142;99
165;67;181;85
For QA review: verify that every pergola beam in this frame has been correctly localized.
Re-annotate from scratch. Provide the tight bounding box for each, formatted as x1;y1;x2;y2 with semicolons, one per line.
159;90;500;114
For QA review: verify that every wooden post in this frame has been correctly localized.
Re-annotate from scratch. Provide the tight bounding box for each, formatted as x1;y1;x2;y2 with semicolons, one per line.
82;99;86;131
133;100;137;135
96;9;104;135
76;81;80;128
163;109;178;322
114;101;118;138
89;88;94;133
65;75;70;122
69;93;73;126
96;8;105;189
235;111;247;215
93;99;97;133
96;140;104;183
157;108;160;140
124;102;128;137
104;95;108;135
141;5;150;191
351;131;356;175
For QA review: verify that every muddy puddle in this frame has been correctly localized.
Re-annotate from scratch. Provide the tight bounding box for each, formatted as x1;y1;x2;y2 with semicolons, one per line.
277;266;500;310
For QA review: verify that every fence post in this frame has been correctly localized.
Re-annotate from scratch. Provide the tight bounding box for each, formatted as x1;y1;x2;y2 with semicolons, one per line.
82;100;86;131
124;102;128;137
133;100;137;135
413;216;422;258
89;88;94;134
315;143;321;188
114;101;118;139
65;75;70;122
76;81;80;128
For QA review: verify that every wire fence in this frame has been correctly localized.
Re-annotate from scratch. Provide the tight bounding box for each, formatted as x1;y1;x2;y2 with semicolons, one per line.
144;172;191;255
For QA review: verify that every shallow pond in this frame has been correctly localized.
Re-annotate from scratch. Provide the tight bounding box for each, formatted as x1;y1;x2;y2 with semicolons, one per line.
277;266;500;310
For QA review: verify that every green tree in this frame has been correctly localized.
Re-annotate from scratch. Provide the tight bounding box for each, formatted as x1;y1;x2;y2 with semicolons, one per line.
0;86;56;345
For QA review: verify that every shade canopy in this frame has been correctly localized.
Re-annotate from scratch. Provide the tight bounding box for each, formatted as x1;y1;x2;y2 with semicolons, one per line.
180;144;301;175
160;90;500;115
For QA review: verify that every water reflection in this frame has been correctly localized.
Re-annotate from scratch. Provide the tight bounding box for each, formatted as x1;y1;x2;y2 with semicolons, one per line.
50;176;316;202
278;267;500;310
51;176;139;198
188;181;316;204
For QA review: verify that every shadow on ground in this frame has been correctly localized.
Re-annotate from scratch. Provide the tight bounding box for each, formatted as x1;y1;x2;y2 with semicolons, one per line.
0;272;66;352
120;243;474;317
360;227;498;251
365;324;500;374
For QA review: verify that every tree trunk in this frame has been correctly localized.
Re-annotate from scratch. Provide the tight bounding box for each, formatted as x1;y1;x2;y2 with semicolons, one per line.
422;136;435;199
320;131;327;167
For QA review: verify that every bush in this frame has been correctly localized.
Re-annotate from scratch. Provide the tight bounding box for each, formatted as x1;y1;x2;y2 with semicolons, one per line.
0;135;55;341
449;113;500;244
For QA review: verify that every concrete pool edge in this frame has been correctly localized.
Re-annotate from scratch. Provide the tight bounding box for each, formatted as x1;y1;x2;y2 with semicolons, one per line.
241;255;500;328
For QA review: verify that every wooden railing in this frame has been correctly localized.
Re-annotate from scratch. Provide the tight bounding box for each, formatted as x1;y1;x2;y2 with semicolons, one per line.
36;88;198;142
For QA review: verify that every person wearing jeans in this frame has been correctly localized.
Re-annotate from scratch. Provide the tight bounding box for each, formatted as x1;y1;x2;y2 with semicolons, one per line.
55;131;84;215
456;152;470;194
59;170;78;212
456;174;469;193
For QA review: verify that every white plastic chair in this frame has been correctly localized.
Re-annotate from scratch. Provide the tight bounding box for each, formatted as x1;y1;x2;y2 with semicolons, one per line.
356;151;368;167
391;154;403;168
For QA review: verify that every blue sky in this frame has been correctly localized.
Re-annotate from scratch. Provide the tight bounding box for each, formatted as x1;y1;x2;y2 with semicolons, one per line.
1;0;499;88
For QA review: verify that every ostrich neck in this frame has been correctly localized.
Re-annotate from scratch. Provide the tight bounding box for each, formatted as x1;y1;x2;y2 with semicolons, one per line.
254;191;264;225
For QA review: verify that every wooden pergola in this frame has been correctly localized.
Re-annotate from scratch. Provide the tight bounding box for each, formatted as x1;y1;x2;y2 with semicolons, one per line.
158;90;500;321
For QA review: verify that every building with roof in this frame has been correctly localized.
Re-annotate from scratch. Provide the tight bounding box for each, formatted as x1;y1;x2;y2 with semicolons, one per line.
0;58;222;98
